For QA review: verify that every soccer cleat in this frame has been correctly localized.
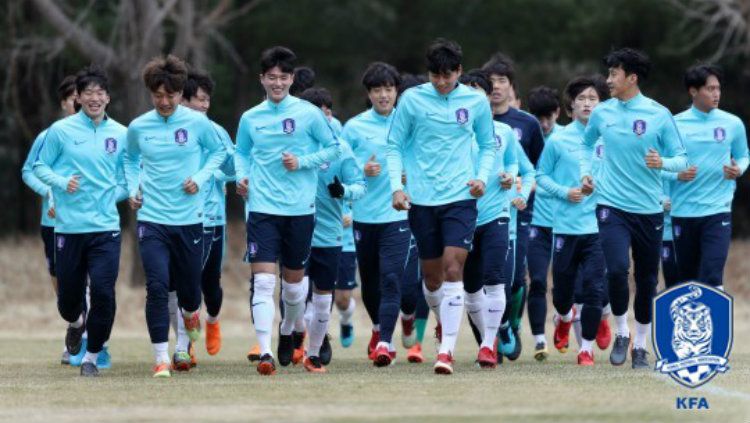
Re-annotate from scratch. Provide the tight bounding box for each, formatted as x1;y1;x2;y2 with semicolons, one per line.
303;355;326;373
433;353;454;375
292;331;306;365
65;321;86;355
320;334;332;365
367;330;380;360
407;343;424;364
182;311;201;343
189;342;197;367
498;325;516;357
609;334;630;366
206;320;222;355
247;345;261;362
340;324;354;348
277;334;294;366
554;318;573;353
596;319;612;350
68;338;87;367
373;344;392;367
631;348;650;369
257;353;277;376
534;342;549;362
152;362;171;378
477;346;497;369
80;361;99;377
507;326;522;361
401;315;417;348
96;346;111;369
578;350;595;366
172;351;192;372
61;350;71;365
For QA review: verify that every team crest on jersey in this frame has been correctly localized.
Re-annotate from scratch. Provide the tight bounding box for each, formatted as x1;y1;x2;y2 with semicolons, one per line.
494;134;503;149
554;236;565;252
598;207;610;222
105;137;117;154
455;108;469;124
653;283;732;388
174;128;188;145
514;127;523;140
633;119;647;136
714;127;726;142
282;118;296;134
56;235;65;250
595;144;604;159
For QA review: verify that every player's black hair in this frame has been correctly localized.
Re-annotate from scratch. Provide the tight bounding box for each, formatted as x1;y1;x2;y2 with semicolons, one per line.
290;66;315;95
563;75;610;113
183;69;215;100
683;63;723;90
142;55;188;93
425;38;462;74
482;52;515;83
75;65;110;94
299;87;333;109
459;69;491;94
362;62;401;91
398;73;427;95
57;75;77;101
260;46;296;74
603;48;652;83
527;86;560;118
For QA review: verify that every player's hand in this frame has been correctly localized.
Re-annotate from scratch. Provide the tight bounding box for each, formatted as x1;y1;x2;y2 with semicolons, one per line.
467;179;486;198
66;175;80;193
343;214;352;228
663;198;671;212
723;159;741;180
499;172;514;190
327;176;345;198
282;152;299;171
511;197;527;211
183;177;198;194
645;148;662;169
47;207;56;218
581;175;594;195
567;187;583;203
678;165;697;181
392;190;411;211
237;177;249;198
364;154;381;177
128;196;142;210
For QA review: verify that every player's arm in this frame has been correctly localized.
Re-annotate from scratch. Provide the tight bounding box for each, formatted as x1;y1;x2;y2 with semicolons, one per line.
580;110;601;179
385;97;413;194
123;125;143;198
339;145;367;201
527;119;546;166
657;113;688;173
516;143;536;201
297;110;342;170
33;128;73;192
727;119;749;179
190;120;227;191
500;130;519;189
473;100;497;185
535;142;568;201
114;137;130;202
22;133;53;197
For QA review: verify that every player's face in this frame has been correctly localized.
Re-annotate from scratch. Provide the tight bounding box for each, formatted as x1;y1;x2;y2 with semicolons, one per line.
571;86;600;124
489;74;511;107
691;74;721;112
537;110;560;136
260;66;294;103
182;87;210;114
368;85;397;115
77;83;109;121
606;66;636;99
151;85;182;118
429;67;462;96
61;93;78;117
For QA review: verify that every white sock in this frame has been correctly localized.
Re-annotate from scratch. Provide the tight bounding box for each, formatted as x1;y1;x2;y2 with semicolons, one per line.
252;273;276;356
423;282;444;323
372;324;380;332
280;278;308;336
483;285;506;349
602;303;612;317
152;342;169;364
175;308;189;353
534;334;546;345
206;314;219;324
82;351;99;364
303;299;313;331
580;338;594;354
633;322;651;350
308;293;332;357
573;303;583;348
168;291;178;334
339;297;356;326
438;282;464;355
561;309;573;323
615;313;629;337
464;289;486;344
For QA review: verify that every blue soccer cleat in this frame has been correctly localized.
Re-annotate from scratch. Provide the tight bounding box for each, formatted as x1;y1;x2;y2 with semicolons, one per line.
97;346;111;369
499;324;516;358
340;324;354;348
68;338;87;367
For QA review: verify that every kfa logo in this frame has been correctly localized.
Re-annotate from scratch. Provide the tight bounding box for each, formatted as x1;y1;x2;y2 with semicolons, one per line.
714;127;726;142
174;128;188;145
513;127;523;141
282;118;296;134
653;282;732;388
676;397;709;410
494;134;503;150
633;119;647;136
105;137;117;154
595;144;604;159
455;108;469;124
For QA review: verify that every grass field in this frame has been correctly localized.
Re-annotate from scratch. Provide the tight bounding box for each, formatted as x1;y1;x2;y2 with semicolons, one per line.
1;230;749;422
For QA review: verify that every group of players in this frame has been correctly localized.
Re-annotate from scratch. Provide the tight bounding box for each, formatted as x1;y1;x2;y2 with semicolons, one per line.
22;38;748;378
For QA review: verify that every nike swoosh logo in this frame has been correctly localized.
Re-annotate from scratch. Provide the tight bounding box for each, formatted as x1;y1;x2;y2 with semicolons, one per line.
317;319;329;323
74;140;87;145
463;238;473;245
605;123;616;127
426;112;438;116
203;230;213;235
251;302;262;307
722;221;731;226
255;126;267;131
112;231;120;237
144;136;156;141
520;222;529;227
398;227;409;232
488;309;502;313
498;221;507;226
448;302;462;307
212;236;222;242
655;225;663;230
193;238;201;244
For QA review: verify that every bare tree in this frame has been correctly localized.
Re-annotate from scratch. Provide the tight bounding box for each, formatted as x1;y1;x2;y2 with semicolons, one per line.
666;0;750;61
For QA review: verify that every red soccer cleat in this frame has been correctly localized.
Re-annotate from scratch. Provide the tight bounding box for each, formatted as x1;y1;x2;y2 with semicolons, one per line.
596;319;612;350
578;350;595;366
373;344;392;367
433;353;454;375
407;343;424;363
367;330;380;361
477;346;497;369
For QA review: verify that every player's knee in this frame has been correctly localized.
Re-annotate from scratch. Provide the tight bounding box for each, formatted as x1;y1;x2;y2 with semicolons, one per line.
253;273;276;298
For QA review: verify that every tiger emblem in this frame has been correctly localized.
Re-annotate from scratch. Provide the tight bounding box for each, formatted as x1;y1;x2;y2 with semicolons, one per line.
670;285;712;360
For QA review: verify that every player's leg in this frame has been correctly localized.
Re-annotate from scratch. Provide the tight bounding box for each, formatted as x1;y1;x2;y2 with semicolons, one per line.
170;224;204;345
476;218;509;368
527;225;553;360
55;234;88;358
354;222;382;359
42;226;69;364
463;228;485;350
202;225;225;355
399;237;420;350
335;252;357;348
305;247;340;372
661;240;680;288
697;213;732;289
629;212;662;369
498;239;517;362
551;235;578;354
576;234;605;366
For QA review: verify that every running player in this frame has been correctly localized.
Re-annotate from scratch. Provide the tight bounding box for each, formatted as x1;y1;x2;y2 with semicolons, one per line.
670;64;748;289
336;199;357;348
580;48;688;369
33;65;128;377
235;46;340;376
124;55;227;378
387;39;496;374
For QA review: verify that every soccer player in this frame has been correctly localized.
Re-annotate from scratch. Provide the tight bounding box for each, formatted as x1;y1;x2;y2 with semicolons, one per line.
387;39;496;374
124;55;227;378
235;46;341;376
580;48;688;369
528;86;563;137
167;69;236;370
21;75;79;365
290;66;316;96
536;75;609;366
670;64;748;289
336;200;357;348
33;65;128;377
